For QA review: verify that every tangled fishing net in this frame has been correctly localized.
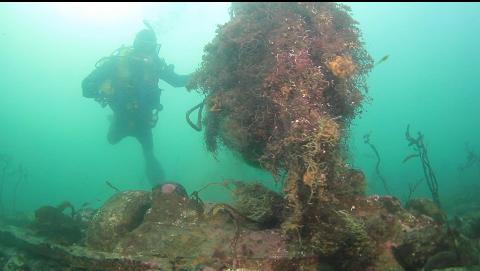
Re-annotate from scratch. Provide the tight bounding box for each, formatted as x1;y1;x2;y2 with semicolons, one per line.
187;2;373;232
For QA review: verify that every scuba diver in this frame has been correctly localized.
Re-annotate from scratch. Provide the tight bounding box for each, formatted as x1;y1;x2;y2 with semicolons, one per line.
82;22;190;195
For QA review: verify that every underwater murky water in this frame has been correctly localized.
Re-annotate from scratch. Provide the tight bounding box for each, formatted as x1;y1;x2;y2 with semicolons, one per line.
0;3;479;270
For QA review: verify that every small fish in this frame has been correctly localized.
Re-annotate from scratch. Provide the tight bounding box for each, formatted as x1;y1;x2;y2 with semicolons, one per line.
105;180;120;192
375;55;389;66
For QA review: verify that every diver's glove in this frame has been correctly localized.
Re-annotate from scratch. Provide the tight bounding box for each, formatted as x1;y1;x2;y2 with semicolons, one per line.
150;108;161;128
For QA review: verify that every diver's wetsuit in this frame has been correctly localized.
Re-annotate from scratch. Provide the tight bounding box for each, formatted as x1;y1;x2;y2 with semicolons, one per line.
82;48;189;186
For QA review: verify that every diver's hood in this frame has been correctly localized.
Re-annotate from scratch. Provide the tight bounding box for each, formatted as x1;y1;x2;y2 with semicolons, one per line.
133;21;159;54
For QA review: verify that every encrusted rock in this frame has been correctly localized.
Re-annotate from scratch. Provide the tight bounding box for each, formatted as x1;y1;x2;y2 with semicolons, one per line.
406;198;446;223
86;190;151;251
232;182;284;227
114;222;236;260
30;205;82;245
143;185;195;224
393;225;450;270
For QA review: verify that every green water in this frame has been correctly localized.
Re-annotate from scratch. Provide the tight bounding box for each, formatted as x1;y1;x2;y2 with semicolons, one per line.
0;3;479;216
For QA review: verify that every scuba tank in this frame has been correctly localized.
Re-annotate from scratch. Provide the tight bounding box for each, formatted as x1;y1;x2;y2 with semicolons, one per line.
93;45;133;108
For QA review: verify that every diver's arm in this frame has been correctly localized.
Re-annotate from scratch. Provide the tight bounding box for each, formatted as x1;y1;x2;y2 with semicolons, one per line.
82;58;116;98
158;58;191;88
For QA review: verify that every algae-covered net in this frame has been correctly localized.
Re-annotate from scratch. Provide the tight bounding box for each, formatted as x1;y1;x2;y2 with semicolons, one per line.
187;2;373;231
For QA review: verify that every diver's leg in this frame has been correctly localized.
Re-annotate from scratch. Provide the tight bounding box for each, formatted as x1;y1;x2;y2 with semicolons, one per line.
136;129;165;186
107;115;127;144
